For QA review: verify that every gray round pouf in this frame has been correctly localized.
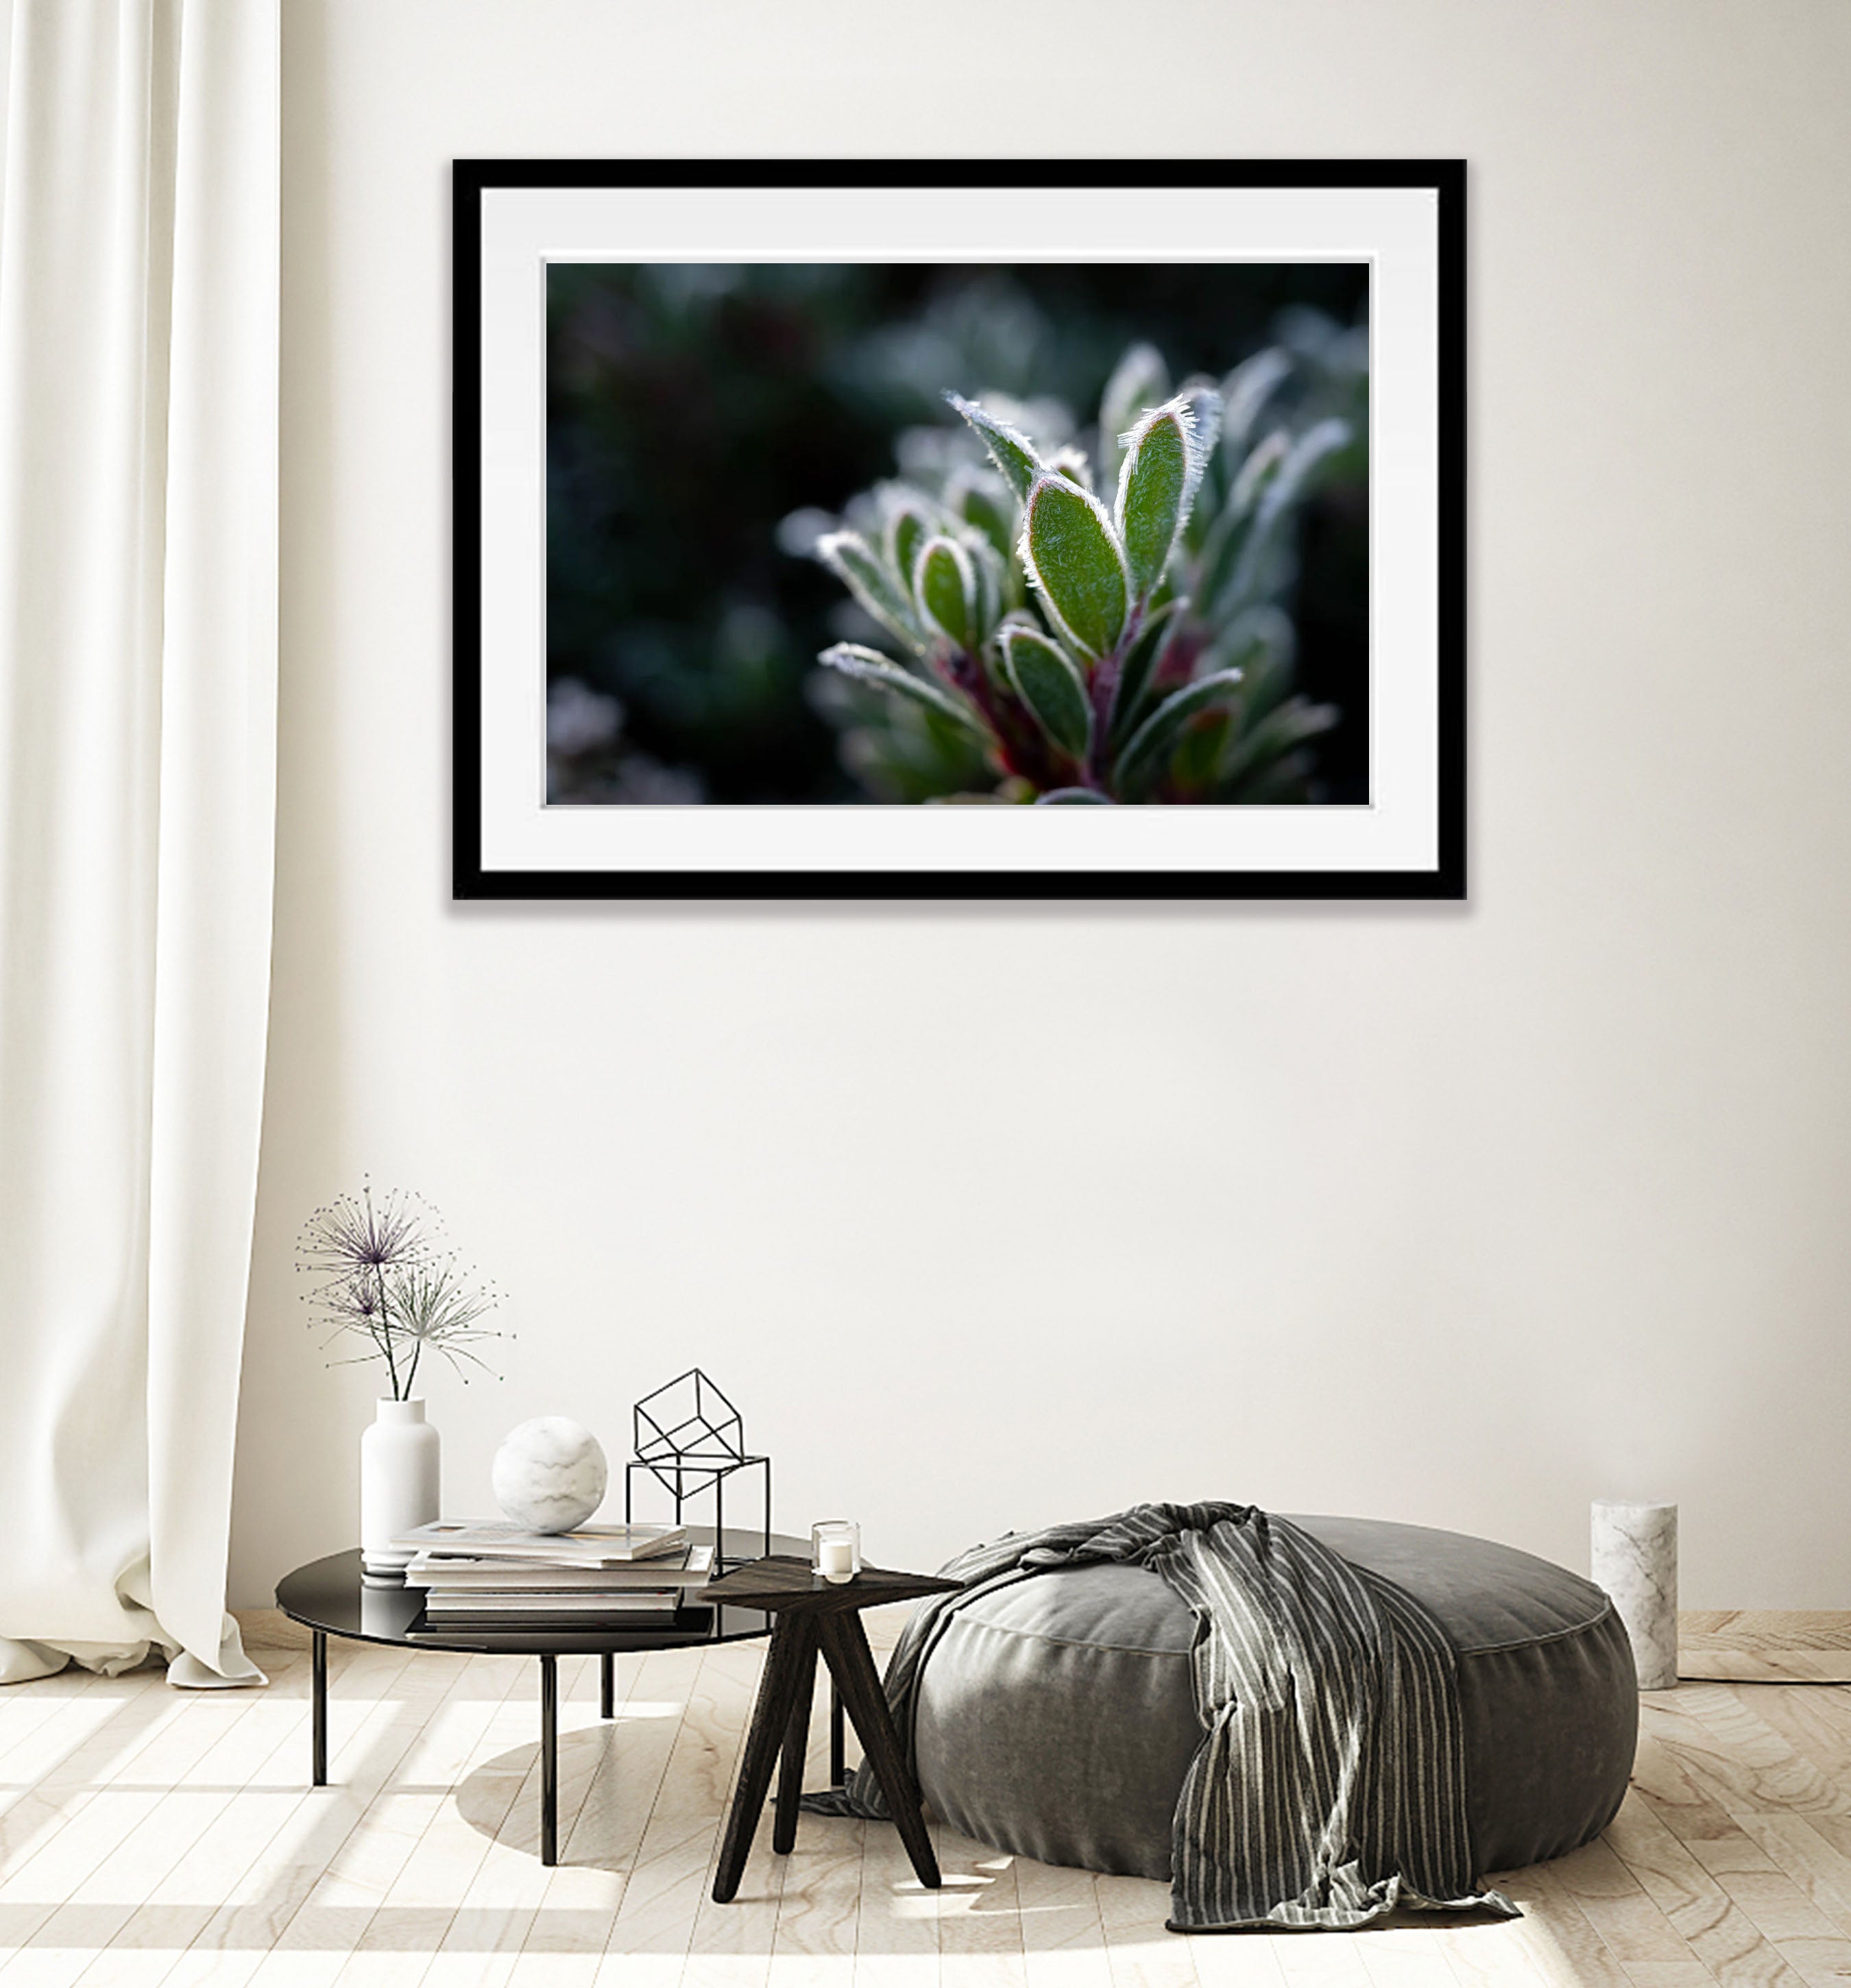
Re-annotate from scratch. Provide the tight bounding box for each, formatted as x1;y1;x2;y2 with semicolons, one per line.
912;1514;1637;1882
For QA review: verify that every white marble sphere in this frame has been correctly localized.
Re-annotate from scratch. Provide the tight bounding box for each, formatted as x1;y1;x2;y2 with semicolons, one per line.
492;1418;608;1533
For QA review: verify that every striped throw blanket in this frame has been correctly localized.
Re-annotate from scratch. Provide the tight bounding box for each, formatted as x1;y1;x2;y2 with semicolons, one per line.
812;1503;1519;1932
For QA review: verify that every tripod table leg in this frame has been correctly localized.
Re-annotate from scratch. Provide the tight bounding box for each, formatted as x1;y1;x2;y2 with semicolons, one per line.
819;1613;940;1890
712;1619;812;1903
601;1651;614;1721
773;1619;819;1854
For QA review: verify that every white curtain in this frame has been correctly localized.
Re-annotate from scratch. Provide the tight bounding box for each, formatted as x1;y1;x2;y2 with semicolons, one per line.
0;0;278;1686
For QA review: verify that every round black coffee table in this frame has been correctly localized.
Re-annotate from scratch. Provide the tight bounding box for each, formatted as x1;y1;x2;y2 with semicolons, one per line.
277;1526;812;1864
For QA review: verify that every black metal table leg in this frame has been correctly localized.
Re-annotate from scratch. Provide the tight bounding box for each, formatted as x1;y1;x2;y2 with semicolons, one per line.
600;1651;614;1721
540;1653;559;1865
311;1631;328;1786
830;1677;845;1789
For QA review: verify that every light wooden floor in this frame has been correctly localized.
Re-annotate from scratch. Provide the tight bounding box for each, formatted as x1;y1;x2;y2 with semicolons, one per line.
8;1616;1851;1988
1680;1617;1851;1684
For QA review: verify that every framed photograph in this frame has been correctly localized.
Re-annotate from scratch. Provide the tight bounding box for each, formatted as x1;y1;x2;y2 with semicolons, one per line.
454;160;1464;900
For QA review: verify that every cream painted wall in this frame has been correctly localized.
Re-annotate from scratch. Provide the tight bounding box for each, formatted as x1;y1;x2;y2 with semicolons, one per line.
230;0;1851;1610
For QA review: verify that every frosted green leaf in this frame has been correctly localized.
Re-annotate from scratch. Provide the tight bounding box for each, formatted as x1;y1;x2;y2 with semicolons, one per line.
1228;749;1318;804
1181;380;1222;463
965;533;1005;635
1197;432;1289;613
1231;428;1293;512
1170;706;1235;791
815;531;918;646
1019;475;1127;662
945;392;1045;502
1206;607;1294;723
1098;341;1169;492
1001;625;1092;762
915;535;976;648
1218;696;1339;792
886;505;928;591
1114;396;1204;600
947;468;1015;561
1050;445;1094;491
1179;378;1222;542
1114;668;1246;795
1220;347;1294;455
1107;596;1186;747
817;643;988;738
1102;341;1169;430
1218;417;1352;613
1261;418;1352;521
1036;788;1112;803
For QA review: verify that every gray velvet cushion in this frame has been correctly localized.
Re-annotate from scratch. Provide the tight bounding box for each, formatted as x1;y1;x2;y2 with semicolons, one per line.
912;1514;1636;1882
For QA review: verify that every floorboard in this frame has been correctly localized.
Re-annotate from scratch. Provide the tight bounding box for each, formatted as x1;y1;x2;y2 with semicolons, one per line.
0;1614;1847;1988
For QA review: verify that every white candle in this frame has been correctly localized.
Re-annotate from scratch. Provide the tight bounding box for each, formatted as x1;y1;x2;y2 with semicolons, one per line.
818;1538;855;1582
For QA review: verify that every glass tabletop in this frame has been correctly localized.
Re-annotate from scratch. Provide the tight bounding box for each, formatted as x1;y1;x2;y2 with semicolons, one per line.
276;1527;809;1656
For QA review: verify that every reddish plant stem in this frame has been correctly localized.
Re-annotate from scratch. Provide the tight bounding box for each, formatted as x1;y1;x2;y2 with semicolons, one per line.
1086;603;1146;792
939;644;1067;792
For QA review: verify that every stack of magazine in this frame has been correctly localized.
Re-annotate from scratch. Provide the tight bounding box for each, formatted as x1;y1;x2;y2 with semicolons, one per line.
394;1520;711;1627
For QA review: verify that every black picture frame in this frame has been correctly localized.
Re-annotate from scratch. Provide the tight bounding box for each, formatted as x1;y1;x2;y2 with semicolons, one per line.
454;159;1465;901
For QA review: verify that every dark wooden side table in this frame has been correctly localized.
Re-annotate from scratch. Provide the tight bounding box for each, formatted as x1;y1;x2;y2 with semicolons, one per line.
702;1555;960;1904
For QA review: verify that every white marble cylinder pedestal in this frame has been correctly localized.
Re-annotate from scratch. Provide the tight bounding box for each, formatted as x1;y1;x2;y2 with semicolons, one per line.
1592;1499;1678;1690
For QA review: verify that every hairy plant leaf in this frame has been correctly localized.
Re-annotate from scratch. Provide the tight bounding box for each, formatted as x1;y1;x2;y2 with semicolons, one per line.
1220;347;1294;455
915;535;976;648
1203;607;1294;723
1001;625;1092;761
1181;380;1222;467
1098;341;1170;491
1170;706;1235;793
1019;475;1127;661
1264;417;1352;516
886;505;928;591
1036;786;1113;804
1050;445;1094;490
965;533;1006;635
818;643;988;738
1107;596;1187;747
1218;696;1339;792
1228;746;1319;803
1219;417;1352;612
1226;430;1292;520
1176;376;1224;505
838;716;993;803
815;531;919;647
947;468;1015;562
1196;432;1290;613
945;392;1045;503
1114;396;1205;599
1176;378;1224;551
1113;669;1246;795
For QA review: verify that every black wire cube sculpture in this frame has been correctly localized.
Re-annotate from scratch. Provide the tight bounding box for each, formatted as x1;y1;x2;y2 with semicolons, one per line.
625;1369;771;1571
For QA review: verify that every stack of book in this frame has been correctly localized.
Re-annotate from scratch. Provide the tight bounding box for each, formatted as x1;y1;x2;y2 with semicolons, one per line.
394;1519;712;1627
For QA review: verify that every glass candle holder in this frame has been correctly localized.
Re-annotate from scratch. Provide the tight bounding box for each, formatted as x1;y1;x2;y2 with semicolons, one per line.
812;1519;860;1585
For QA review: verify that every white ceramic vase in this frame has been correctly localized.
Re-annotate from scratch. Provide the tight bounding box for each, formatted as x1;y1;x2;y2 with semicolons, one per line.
360;1398;441;1575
